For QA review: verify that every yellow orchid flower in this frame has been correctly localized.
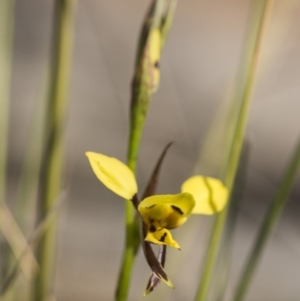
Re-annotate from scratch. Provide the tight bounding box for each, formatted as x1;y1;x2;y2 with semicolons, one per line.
181;175;228;215
86;152;195;249
138;193;195;249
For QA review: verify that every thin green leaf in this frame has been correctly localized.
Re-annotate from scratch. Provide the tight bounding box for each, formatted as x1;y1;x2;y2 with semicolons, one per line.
0;203;38;283
0;0;15;292
214;142;251;301
233;138;300;301
194;1;274;301
0;0;14;202
33;1;76;301
1;191;66;296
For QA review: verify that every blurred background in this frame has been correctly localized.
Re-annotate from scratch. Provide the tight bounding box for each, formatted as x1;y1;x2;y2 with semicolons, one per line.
6;0;300;300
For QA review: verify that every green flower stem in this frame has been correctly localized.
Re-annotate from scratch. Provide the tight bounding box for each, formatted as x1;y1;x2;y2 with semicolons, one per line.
127;101;149;173
0;0;14;203
194;1;273;301
12;80;49;301
33;1;76;301
214;144;250;301
115;1;175;300
233;138;300;301
14;80;49;233
114;119;145;301
0;0;14;295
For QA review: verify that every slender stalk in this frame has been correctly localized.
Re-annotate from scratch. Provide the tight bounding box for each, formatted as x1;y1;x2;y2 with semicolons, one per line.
0;192;66;297
115;1;176;299
8;32;51;301
0;0;15;294
233;138;300;301
114;124;143;301
0;0;14;202
194;1;273;301
33;1;76;301
13;84;53;301
14;88;48;232
214;143;250;301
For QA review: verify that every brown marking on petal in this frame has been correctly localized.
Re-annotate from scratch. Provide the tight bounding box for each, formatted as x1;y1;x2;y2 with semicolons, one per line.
149;225;156;232
171;205;184;215
147;204;156;209
154;60;160;69
159;232;167;242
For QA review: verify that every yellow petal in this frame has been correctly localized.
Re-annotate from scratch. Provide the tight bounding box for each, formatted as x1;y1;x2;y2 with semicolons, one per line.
138;193;195;230
181;176;228;215
145;229;180;250
85;152;138;200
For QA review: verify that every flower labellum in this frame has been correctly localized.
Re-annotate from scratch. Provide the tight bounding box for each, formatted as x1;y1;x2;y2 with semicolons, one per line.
138;192;196;249
145;229;180;250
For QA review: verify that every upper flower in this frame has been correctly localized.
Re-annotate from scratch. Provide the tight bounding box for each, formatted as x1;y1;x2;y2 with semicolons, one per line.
86;152;195;250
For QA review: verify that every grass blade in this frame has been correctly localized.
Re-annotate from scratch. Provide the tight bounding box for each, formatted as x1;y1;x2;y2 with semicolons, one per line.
1;191;66;296
194;1;274;301
0;0;14;202
13;85;49;233
233;138;300;301
0;0;15;294
0;202;38;283
33;1;76;300
214;142;250;301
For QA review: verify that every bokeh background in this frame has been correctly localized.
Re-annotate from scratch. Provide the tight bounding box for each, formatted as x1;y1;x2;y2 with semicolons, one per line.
7;0;300;300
